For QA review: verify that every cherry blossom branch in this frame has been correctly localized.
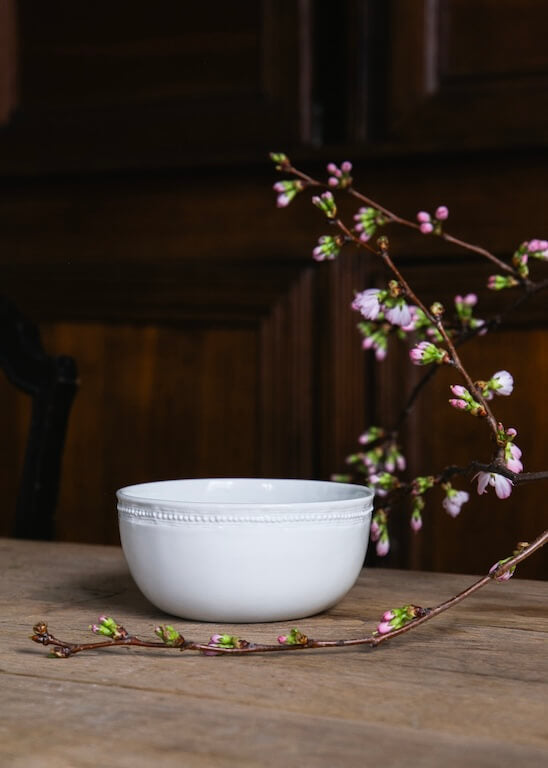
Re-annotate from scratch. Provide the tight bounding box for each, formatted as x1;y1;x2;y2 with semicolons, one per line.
277;155;546;447
350;186;515;275
327;219;502;442
29;531;547;658
282;158;515;274
271;152;547;545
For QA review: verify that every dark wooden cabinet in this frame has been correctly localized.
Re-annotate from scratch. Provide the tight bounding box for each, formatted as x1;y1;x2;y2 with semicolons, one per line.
0;1;310;172
1;1;546;578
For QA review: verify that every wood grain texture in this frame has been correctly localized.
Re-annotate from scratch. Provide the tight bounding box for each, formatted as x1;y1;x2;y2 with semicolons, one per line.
1;539;547;767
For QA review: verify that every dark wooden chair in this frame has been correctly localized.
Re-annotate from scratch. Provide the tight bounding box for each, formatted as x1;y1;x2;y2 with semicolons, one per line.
0;297;78;539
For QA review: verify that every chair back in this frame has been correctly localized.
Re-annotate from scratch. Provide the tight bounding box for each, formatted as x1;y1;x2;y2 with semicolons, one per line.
0;297;78;539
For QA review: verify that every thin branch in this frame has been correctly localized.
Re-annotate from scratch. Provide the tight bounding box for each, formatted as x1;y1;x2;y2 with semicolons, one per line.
346;187;515;274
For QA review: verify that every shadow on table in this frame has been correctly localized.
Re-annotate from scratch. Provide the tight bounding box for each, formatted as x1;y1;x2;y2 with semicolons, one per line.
30;565;168;619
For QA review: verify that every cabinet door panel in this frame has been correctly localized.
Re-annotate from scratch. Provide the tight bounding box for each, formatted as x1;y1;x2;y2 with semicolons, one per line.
386;0;548;149
0;0;309;173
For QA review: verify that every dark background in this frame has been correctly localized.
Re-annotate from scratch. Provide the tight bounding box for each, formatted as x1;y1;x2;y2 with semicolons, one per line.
1;0;546;577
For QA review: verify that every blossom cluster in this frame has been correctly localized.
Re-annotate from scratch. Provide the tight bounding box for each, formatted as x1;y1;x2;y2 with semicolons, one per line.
370;509;390;557
90;615;128;640
353;206;387;242
155;624;185;647
205;633;249;654
326;161;353;189
488;238;547;289
277;628;308;646
474;425;523;500
273;179;305;208
313;234;343;262
442;484;470;518
376;604;426;634
416;206;449;234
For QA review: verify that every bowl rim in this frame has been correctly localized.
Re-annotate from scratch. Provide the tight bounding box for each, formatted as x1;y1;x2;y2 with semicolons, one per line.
116;477;373;509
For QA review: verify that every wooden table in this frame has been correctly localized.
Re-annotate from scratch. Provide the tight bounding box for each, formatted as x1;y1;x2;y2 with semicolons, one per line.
1;539;546;767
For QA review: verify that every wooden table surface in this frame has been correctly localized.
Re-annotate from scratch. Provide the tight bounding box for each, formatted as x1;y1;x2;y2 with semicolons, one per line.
1;538;546;768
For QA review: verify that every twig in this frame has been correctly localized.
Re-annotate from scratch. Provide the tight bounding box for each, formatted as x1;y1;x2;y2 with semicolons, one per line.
346;186;515;274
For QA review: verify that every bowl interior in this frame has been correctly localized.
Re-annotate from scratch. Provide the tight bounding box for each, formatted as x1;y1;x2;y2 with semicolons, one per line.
117;477;372;506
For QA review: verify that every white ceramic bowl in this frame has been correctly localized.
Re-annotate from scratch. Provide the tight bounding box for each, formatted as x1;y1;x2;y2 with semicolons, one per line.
117;478;374;622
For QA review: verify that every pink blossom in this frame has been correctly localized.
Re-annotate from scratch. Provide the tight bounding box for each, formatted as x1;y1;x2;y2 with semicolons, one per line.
527;239;548;259
528;238;548;250
442;490;469;518
401;306;419;331
450;385;468;398
382;610;395;621
419;222;434;234
505;443;523;473
374;345;387;361
276;193;291;208
385;302;412;327
409;341;445;365
490;370;514;396
410;514;422;532
352;289;382;320
376;536;390;556
376;621;393;635
449;398;468;410
509;442;522;459
341;161;352;173
370;520;380;541
417;211;431;223
475;471;513;499
435;205;449;220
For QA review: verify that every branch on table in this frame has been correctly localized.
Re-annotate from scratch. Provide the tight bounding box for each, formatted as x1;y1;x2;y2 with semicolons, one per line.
30;530;547;658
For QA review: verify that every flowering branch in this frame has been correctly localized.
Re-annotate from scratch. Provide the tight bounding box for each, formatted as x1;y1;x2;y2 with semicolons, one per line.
29;531;547;658
276;153;516;275
271;152;547;548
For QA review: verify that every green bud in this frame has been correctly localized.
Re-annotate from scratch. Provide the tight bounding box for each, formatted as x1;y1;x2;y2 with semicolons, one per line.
269;152;290;169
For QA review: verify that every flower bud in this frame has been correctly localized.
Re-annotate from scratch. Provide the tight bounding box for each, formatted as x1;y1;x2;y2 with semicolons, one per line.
155;625;185;647
487;274;519;291
409;341;448;366
278;628;308;646
430;302;444;317
489;557;516;582
376;534;390;557
269;152;291;170
312;191;337;219
325;161;352;189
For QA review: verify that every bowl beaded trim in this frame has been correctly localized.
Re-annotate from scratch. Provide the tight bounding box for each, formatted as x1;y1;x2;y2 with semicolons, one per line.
117;502;371;526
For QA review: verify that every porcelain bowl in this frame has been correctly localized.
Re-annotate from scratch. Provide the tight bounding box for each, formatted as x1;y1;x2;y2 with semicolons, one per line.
117;478;374;622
